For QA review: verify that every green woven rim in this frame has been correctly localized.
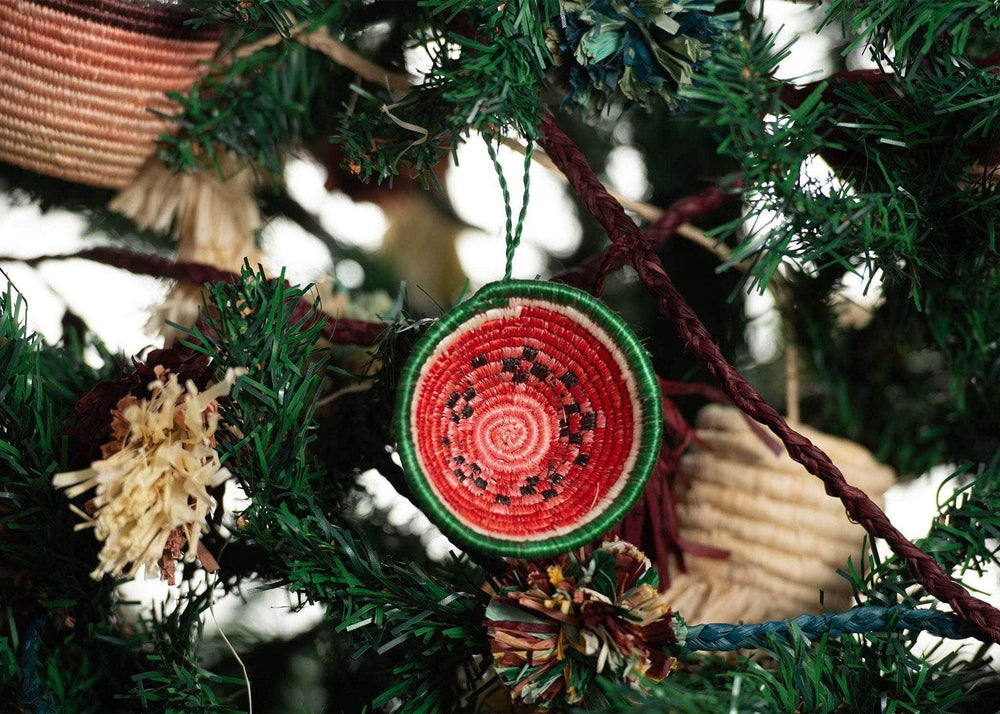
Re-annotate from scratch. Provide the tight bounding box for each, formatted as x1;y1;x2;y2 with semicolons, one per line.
395;280;662;558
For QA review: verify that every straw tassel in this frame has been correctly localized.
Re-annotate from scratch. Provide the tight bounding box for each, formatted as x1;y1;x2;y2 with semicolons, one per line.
109;154;263;343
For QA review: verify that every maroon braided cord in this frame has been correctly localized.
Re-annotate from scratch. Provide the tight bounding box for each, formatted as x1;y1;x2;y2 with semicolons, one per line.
537;113;1000;642
553;181;739;292
0;248;385;347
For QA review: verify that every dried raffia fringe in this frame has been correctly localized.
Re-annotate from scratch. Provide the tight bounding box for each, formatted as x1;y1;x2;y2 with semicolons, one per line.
395;280;662;557
108;153;263;344
0;0;222;189
663;404;895;625
52;367;246;582
536;113;1000;642
682;605;983;652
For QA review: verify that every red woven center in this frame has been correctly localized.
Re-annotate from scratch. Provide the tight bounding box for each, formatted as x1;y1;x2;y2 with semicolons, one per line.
412;300;639;539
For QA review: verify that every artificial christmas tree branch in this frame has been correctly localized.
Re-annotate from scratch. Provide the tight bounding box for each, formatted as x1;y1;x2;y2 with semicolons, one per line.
537;112;1000;643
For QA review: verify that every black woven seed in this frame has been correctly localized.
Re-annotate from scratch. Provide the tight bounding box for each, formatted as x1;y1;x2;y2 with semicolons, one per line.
575;454;590;466
474;477;488;490
496;495;510;505
559;420;570;438
526;475;540;485
446;391;461;408
454;469;466;481
530;364;550;380
542;489;558;500
580;413;597;430
522;346;539;360
550;473;563;484
471;463;482;474
441;436;450;445
513;371;530;384
568;433;583;444
502;358;519;372
471;355;487;368
560;371;578;388
564;403;581;416
463;387;476;401
454;455;465;464
520;485;536;496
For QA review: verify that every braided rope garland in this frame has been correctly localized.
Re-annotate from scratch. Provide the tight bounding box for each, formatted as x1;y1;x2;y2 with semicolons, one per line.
536;114;1000;643
396;281;662;557
683;605;981;652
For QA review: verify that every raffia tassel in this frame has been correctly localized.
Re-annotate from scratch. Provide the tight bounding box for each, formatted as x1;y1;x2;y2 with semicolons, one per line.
53;367;246;583
661;404;896;626
109;154;264;343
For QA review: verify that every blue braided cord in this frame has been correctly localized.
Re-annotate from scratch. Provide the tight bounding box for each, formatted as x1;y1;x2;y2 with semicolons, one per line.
683;606;981;652
20;616;51;713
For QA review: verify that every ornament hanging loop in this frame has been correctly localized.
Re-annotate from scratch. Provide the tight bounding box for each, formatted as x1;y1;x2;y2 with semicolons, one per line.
484;134;533;280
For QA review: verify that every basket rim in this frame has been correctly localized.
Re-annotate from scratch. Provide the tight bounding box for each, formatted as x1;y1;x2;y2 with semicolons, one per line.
395;279;663;558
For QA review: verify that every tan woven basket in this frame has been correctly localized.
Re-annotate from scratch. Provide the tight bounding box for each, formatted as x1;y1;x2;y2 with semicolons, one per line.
0;0;222;189
664;404;897;625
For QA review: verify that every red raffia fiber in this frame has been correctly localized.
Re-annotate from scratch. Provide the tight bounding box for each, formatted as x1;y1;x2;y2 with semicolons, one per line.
537;113;1000;642
0;247;385;347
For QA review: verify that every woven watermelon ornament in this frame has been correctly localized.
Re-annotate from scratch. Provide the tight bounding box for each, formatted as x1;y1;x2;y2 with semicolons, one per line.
396;279;662;557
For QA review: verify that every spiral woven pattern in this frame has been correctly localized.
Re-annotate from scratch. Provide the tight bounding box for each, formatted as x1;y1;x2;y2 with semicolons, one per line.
0;0;222;188
396;281;662;557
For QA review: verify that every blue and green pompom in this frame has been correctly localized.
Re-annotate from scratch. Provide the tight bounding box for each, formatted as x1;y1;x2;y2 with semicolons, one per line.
548;0;732;112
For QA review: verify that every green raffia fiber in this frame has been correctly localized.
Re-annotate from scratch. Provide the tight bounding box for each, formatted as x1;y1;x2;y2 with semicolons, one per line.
394;280;662;557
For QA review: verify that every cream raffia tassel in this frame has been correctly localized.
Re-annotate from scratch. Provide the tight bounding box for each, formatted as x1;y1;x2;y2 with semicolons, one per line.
53;367;246;582
109;154;264;343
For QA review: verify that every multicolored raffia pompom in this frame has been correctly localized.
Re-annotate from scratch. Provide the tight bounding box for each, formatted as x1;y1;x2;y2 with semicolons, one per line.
396;281;662;557
548;0;732;112
485;540;682;707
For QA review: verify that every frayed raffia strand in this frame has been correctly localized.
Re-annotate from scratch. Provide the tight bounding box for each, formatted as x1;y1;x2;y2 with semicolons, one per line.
210;579;252;714
232;24;409;95
536;113;1000;643
0;248;386;346
109;152;263;343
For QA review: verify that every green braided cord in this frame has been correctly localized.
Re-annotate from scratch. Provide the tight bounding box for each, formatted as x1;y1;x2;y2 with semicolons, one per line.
682;605;982;652
507;141;533;280
394;280;663;558
484;136;532;280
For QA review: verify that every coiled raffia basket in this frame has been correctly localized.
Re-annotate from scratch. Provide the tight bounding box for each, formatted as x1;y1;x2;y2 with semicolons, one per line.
0;0;222;189
664;404;897;625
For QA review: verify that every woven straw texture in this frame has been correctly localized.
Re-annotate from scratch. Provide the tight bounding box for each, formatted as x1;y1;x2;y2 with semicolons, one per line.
396;281;662;557
0;0;221;188
664;404;896;625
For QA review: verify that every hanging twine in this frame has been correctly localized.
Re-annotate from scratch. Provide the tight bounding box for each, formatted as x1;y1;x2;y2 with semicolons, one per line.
484;136;533;280
536;113;1000;643
683;605;982;652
